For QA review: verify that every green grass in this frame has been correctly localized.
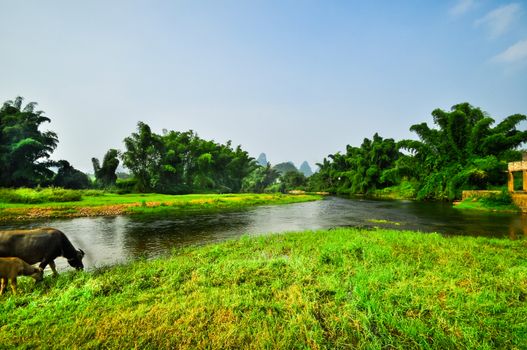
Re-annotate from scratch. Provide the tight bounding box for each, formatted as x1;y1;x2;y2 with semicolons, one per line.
1;228;526;349
0;187;83;203
0;189;321;221
455;192;520;213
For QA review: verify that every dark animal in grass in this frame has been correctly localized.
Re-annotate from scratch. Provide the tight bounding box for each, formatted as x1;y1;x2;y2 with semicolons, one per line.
0;257;43;295
0;228;85;275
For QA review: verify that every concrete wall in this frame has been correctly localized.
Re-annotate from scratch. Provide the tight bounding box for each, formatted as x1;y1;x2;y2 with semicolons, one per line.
461;190;501;201
511;193;527;212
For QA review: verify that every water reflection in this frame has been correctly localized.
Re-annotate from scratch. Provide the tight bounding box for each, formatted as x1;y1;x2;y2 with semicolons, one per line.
1;196;525;271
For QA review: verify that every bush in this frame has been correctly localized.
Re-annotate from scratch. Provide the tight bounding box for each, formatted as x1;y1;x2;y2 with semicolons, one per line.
479;190;513;206
114;178;138;194
0;187;82;203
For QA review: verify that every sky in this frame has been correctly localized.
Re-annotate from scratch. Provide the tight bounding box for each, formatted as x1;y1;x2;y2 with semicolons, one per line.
1;0;527;173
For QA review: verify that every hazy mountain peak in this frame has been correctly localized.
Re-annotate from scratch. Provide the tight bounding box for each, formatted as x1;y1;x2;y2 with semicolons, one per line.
256;153;268;166
299;161;313;177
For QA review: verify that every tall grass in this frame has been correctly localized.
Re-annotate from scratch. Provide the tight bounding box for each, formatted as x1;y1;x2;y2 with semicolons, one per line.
1;228;525;349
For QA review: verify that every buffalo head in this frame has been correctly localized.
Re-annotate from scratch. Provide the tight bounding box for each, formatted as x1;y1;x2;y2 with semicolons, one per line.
67;248;85;270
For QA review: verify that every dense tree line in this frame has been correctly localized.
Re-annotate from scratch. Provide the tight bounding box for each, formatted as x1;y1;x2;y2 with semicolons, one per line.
311;103;527;200
121;122;257;193
0;96;305;194
309;133;400;194
3;97;524;200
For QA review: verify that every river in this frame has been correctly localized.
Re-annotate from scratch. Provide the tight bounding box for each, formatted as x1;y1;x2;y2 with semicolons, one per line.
1;196;525;271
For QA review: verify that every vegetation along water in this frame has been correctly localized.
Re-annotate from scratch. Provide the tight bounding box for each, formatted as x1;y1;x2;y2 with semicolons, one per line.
0;188;321;222
2;97;526;204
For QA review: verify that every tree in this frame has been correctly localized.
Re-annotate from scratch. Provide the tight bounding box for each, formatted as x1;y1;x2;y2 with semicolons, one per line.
122;122;163;192
53;160;91;189
280;171;307;191
312;133;400;194
241;163;280;193
0;97;58;187
122;122;256;194
92;149;120;188
398;103;527;200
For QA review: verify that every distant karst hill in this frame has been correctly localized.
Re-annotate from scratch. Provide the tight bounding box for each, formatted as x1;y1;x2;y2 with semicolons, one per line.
299;161;313;177
257;153;313;177
256;153;268;166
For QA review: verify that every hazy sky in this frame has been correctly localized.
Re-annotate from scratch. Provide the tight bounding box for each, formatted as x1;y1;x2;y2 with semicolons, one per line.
1;0;526;172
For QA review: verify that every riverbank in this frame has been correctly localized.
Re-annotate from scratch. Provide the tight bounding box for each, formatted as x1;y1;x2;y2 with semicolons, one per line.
0;189;322;222
1;228;525;349
454;198;520;212
454;190;521;213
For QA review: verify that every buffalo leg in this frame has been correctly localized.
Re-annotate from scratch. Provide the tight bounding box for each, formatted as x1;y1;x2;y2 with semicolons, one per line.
49;261;58;276
39;260;58;276
9;277;16;294
0;277;5;295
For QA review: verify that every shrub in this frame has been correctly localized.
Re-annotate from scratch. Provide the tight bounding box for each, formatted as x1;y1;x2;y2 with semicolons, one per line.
479;190;513;206
114;178;138;194
0;187;82;203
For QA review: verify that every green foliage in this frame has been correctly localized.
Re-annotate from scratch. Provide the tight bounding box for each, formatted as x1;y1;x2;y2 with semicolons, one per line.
456;189;519;212
1;228;525;348
122;122;162;192
479;190;513;206
399;103;526;200
122;123;255;194
280;170;307;192
312;133;400;194
373;179;418;199
314;103;527;200
92;149;120;188
114;178;137;194
0;187;82;203
241;163;280;193
0;97;58;187
52;160;92;189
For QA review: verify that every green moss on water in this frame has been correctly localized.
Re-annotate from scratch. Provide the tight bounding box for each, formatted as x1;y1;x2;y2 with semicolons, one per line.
1;228;526;349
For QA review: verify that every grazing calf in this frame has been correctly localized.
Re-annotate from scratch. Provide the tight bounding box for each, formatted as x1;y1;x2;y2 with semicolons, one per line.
0;257;43;295
0;228;85;275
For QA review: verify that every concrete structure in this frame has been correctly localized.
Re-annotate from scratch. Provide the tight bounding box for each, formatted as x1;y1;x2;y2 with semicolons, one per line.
507;154;527;212
507;153;527;193
461;155;527;212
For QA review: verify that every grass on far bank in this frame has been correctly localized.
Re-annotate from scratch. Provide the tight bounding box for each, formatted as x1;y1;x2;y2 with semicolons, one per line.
1;228;526;349
0;188;322;221
454;191;520;213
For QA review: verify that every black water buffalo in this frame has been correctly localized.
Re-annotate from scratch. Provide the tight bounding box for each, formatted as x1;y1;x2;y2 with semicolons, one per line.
0;228;85;275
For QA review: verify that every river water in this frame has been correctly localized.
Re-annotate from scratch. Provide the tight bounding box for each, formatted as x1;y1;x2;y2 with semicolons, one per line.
1;196;525;271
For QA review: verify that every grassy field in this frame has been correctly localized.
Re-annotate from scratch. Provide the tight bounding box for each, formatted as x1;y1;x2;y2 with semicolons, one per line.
1;228;525;349
0;188;321;221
